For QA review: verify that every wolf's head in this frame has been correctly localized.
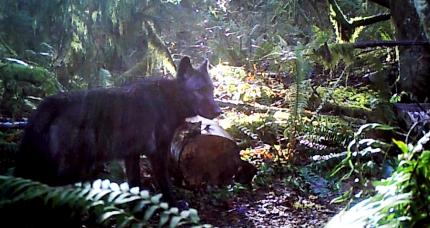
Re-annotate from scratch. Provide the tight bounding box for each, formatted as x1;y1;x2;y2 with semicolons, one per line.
177;57;222;119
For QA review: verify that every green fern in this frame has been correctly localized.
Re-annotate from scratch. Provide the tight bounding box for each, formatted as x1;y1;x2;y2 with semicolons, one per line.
328;130;430;227
0;176;208;227
284;46;310;139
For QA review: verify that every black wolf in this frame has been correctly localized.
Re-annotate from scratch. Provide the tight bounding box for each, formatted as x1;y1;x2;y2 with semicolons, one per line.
14;57;221;202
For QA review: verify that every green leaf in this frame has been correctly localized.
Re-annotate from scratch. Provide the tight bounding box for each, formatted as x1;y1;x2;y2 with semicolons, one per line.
58;189;76;203
180;210;190;218
107;191;122;202
114;195;141;205
98;210;123;224
77;187;92;198
120;182;130;192
87;200;105;210
150;194;162;204
187;208;200;223
140;190;150;199
392;139;409;154
93;189;112;201
86;188;103;200
132;200;151;213
169;207;179;214
109;182;120;191
117;216;135;228
131;223;145;228
7;181;37;197
93;179;102;189
144;205;160;221
169;216;182;228
1;177;31;196
112;192;131;202
330;188;352;204
159;212;170;227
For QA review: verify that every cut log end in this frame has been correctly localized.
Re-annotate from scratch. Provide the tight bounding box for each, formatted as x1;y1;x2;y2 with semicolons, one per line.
170;116;257;188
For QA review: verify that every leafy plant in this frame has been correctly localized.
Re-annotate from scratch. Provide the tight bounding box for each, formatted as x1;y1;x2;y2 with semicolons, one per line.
0;176;208;227
0;0;177;90
330;123;395;182
327;130;430;227
282;46;311;157
316;86;379;111
0;59;62;117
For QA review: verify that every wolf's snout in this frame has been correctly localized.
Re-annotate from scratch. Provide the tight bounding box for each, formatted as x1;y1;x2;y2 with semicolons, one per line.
214;106;222;116
199;101;222;119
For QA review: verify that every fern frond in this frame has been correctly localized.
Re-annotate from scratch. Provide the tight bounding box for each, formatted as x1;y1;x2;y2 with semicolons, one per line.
284;46;310;139
0;176;206;227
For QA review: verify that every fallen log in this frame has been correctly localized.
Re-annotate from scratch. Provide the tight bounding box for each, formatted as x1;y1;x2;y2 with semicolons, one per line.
169;116;256;188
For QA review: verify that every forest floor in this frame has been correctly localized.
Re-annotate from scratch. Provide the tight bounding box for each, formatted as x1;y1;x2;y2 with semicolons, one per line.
189;177;341;227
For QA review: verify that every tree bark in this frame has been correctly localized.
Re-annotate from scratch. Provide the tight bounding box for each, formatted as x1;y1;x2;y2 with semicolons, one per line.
390;0;430;101
328;0;391;41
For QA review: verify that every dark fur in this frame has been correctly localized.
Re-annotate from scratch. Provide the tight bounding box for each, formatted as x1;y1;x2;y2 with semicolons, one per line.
15;57;221;201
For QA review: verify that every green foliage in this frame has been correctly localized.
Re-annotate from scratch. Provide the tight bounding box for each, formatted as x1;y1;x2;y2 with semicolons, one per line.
328;130;430;227
302;115;354;149
292;48;310;111
0;59;62;116
286;46;310;137
0;0;176;90
211;65;275;105
316;86;379;111
201;0;330;65
313;43;355;69
252;161;276;187
328;0;391;43
210;183;248;203
0;176;208;227
331;123;395;182
222;112;278;146
0;131;19;174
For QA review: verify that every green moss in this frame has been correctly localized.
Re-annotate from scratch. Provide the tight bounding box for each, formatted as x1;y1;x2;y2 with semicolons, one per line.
316;86;378;110
0;61;62;116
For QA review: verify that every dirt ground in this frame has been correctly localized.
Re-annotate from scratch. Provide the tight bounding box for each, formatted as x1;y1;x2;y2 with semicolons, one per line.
186;178;341;227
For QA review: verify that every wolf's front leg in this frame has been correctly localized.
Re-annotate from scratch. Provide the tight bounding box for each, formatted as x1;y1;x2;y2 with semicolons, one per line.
148;144;173;204
125;153;141;188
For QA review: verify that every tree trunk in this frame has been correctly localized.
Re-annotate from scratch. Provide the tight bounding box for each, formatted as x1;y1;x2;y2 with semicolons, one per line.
390;0;430;101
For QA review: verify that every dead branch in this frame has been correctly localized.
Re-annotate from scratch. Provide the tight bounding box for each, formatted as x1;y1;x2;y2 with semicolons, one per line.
353;40;430;48
216;99;289;113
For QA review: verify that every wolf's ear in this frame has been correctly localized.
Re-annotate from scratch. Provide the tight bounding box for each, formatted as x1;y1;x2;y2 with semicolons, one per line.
177;56;193;80
198;59;209;73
